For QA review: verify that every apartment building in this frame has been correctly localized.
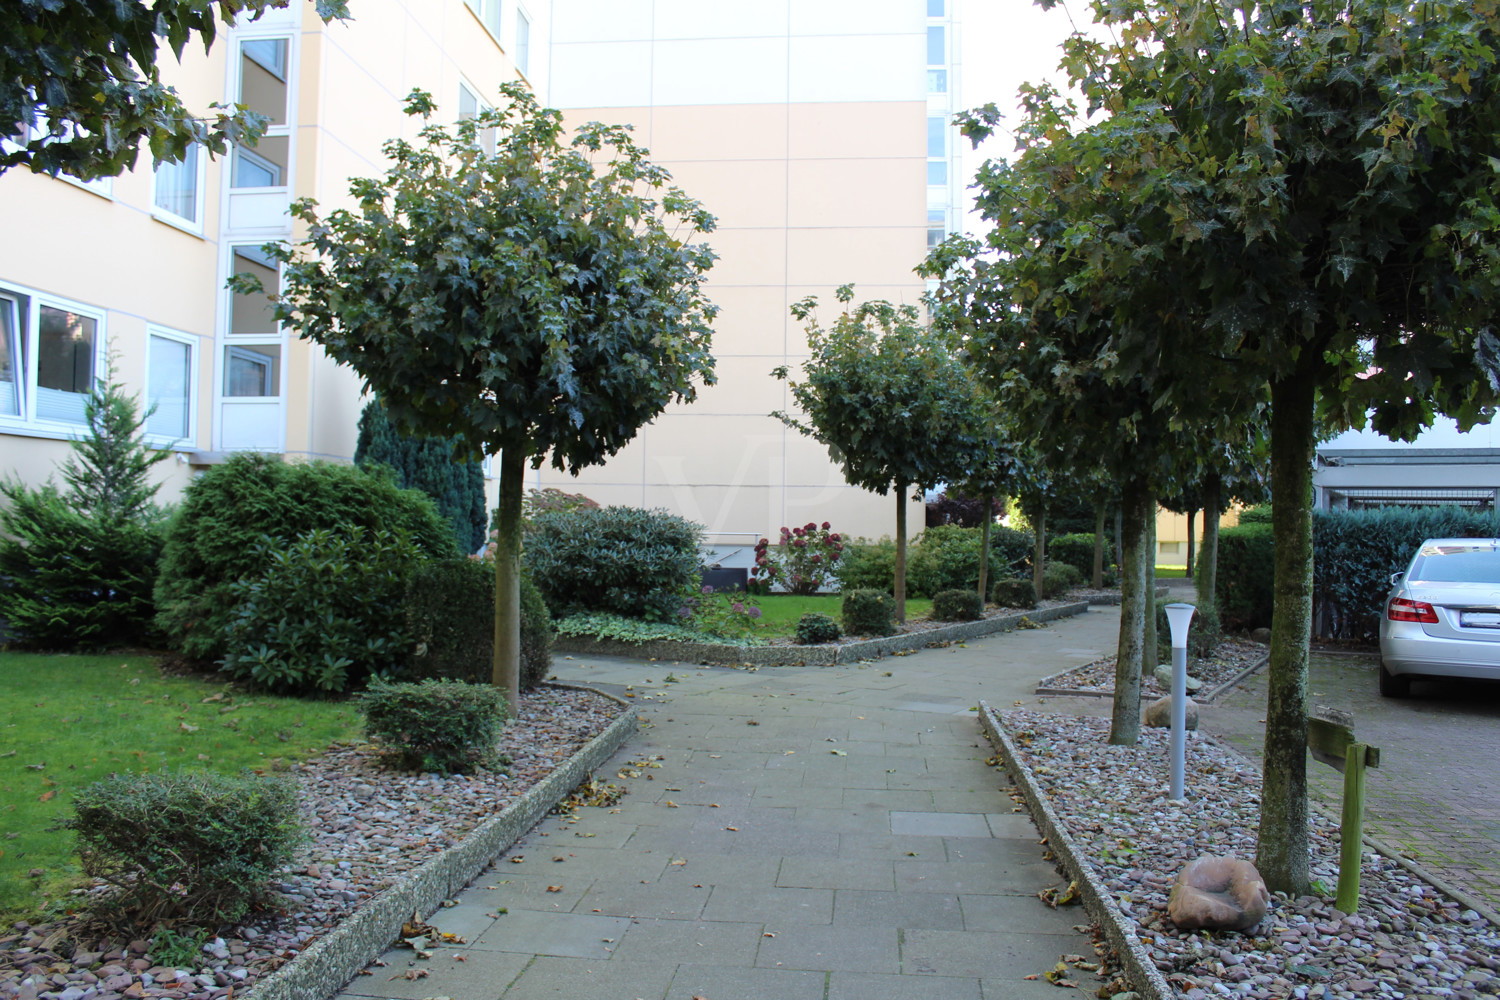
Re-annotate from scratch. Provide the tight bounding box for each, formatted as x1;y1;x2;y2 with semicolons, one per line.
1;0;960;561
0;0;542;501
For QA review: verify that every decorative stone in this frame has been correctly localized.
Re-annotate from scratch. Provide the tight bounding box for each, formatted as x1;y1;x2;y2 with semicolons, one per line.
1144;695;1198;730
1168;855;1270;931
1153;664;1204;693
1250;627;1271;643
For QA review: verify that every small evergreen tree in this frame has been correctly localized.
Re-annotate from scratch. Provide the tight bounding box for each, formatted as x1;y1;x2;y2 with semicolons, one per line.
0;365;170;648
355;399;488;554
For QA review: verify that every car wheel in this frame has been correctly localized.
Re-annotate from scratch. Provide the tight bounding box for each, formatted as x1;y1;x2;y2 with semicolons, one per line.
1378;660;1411;698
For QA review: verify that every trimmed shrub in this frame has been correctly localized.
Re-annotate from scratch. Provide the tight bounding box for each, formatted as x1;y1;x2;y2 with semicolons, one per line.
991;577;1037;608
932;588;984;622
405;558;553;690
1215;522;1275;630
68;769;301;923
842;588;896;636
220;527;418;695
908;526;986;596
1238;504;1273;524
1048;533;1098;577
355;398;488;554
835;538;898;593
1155;601;1223;661
155;454;457;662
525;506;702;620
1041;561;1084;598
360;678;509;774
795;612;842;644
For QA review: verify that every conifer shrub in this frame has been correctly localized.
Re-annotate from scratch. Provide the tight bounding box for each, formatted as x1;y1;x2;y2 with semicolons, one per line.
155;454;457;662
932;588;984;622
359;677;509;774
795;612;841;644
1042;561;1085;598
524;506;702;620
991;578;1037;609
404;558;554;690
68;769;301;924
841;588;896;636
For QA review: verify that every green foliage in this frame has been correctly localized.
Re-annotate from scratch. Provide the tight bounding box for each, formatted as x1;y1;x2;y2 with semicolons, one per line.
356;398;488;554
517;575;555;690
841;588;896;637
221;527;418;695
1048;533;1098;576
68;769;302;923
0;368;168;649
359;678;509;774
154;453;455;662
759;523;844;595
1312;505;1499;640
932;588;984;622
554;611;762;647
1238;504;1273;525
1155;602;1223;661
680;585;764;639
521;488;599;525
835;538;899;593
991;578;1037;609
0;0;347;181
150;928;205;972
990;525;1035;576
1041;562;1084;599
908;525;1014;596
525;506;703;621
794;612;841;644
1215;523;1276;630
447;555;556;689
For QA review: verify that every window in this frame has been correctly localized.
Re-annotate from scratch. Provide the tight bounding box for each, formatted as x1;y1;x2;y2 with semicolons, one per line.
153;143;203;229
927;210;946;250
465;0;504;39
928;0;945;15
927;116;946;159
4;104;113;198
229;246;280;336
223;248;282;398
232;37;291;189
927;26;945;65
0;281;104;427
927;160;947;185
928;69;948;94
148;331;195;441
224;345;281;397
458;82;496;155
516;7;531;76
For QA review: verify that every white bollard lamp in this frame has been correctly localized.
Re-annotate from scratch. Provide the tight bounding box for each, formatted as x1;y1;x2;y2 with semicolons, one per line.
1164;602;1196;800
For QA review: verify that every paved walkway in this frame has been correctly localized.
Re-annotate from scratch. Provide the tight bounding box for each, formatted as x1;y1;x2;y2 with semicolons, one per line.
333;607;1123;1000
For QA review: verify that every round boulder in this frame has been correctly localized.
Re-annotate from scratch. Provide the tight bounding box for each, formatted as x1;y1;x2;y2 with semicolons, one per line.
1167;855;1270;931
1143;695;1198;730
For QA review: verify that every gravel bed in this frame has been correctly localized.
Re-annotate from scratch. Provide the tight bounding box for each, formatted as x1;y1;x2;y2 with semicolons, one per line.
1039;637;1267;697
0;686;624;1000
1000;709;1500;1000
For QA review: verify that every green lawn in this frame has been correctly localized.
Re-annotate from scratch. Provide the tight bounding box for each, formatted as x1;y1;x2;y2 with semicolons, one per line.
750;594;934;637
1154;566;1188;578
0;653;363;923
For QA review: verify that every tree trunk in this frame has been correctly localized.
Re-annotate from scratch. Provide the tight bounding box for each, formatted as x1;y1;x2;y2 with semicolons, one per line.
978;492;994;603
894;485;908;624
1032;507;1046;604
1185;508;1197;578
1115;506;1124;575
1144;500;1158;670
1200;473;1222;609
1092;502;1106;589
1256;371;1316;897
1110;478;1151;745
492;447;524;710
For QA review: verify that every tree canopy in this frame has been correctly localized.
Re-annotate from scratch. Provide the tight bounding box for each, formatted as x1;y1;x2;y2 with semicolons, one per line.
252;83;718;704
0;0;347;180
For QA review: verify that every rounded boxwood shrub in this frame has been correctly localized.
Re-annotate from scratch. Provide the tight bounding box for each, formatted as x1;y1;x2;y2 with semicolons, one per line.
360;677;509;774
795;612;841;644
932;588;984;622
991;577;1037;609
405;559;554;690
524;505;702;621
842;588;896;636
1042;561;1084;598
68;769;302;923
155;454;457;662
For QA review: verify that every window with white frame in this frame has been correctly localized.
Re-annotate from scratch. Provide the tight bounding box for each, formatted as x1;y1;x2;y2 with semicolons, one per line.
465;0;504;39
3;100;113;198
224;344;280;397
224;247;282;399
147;330;195;441
0;281;103;427
232;37;291;189
153;143;204;229
458;82;496;155
515;7;531;76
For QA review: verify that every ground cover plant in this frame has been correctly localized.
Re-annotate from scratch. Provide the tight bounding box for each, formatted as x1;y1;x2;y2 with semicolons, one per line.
554;595;940;645
0;652;362;923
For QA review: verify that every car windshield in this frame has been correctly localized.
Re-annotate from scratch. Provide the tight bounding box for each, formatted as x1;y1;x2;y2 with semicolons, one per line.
1409;545;1500;583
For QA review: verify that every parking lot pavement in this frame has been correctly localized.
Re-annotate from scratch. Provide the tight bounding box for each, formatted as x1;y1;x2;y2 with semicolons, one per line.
1200;649;1500;911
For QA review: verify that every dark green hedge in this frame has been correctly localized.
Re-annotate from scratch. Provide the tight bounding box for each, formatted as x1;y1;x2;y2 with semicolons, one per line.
1214;522;1275;630
1048;533;1097;576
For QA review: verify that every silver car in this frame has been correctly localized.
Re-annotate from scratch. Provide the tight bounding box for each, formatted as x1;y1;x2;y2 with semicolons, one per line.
1379;537;1500;697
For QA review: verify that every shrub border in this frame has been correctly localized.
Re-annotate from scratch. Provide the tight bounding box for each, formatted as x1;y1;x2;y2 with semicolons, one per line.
554;600;1091;666
244;684;637;1000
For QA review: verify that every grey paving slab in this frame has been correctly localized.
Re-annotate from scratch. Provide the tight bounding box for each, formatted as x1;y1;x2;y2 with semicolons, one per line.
700;884;834;924
462;878;594;914
724;828;842;857
657;854;783;887
941;836;1051;866
664;965;828;1000
837;832;943;858
895;859;1064;895
890;811;993;837
499;956;674;999
574;878;711;920
959;893;1095;934
777;856;897;891
608;917;765;965
469;910;630;959
754;924;901;973
901;928;1098;979
335;950;528;999
841;788;936;811
828;971;982;1000
830;889;965;930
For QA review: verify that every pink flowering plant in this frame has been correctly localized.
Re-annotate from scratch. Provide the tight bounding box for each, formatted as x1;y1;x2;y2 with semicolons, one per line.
750;522;844;595
679;583;764;639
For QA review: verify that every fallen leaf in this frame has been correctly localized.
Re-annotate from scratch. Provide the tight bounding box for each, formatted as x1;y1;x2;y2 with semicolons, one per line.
665;800;678;808
1024;974;1039;980
762;932;776;938
389;969;429;981
25;763;43;771
38;790;54;802
725;826;738;831
510;856;525;863
546;885;563;893
830;750;847;756
179;722;199;733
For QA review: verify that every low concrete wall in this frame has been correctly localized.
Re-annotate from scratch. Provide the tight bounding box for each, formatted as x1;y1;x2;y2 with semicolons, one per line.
554;601;1091;667
245;689;638;1000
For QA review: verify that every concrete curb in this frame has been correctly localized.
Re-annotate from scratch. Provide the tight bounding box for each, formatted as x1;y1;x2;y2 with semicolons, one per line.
244;688;638;1000
554;601;1090;667
977;701;1174;1000
1035;653;1271;705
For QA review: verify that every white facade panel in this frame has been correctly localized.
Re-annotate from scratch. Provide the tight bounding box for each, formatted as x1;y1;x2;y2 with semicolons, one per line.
651;0;790;40
547;0;652;43
548;41;654;107
788;34;923;104
789;0;923;36
652;38;789;106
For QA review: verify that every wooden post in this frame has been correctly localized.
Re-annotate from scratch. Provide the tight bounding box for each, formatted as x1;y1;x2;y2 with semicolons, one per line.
1336;742;1370;914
